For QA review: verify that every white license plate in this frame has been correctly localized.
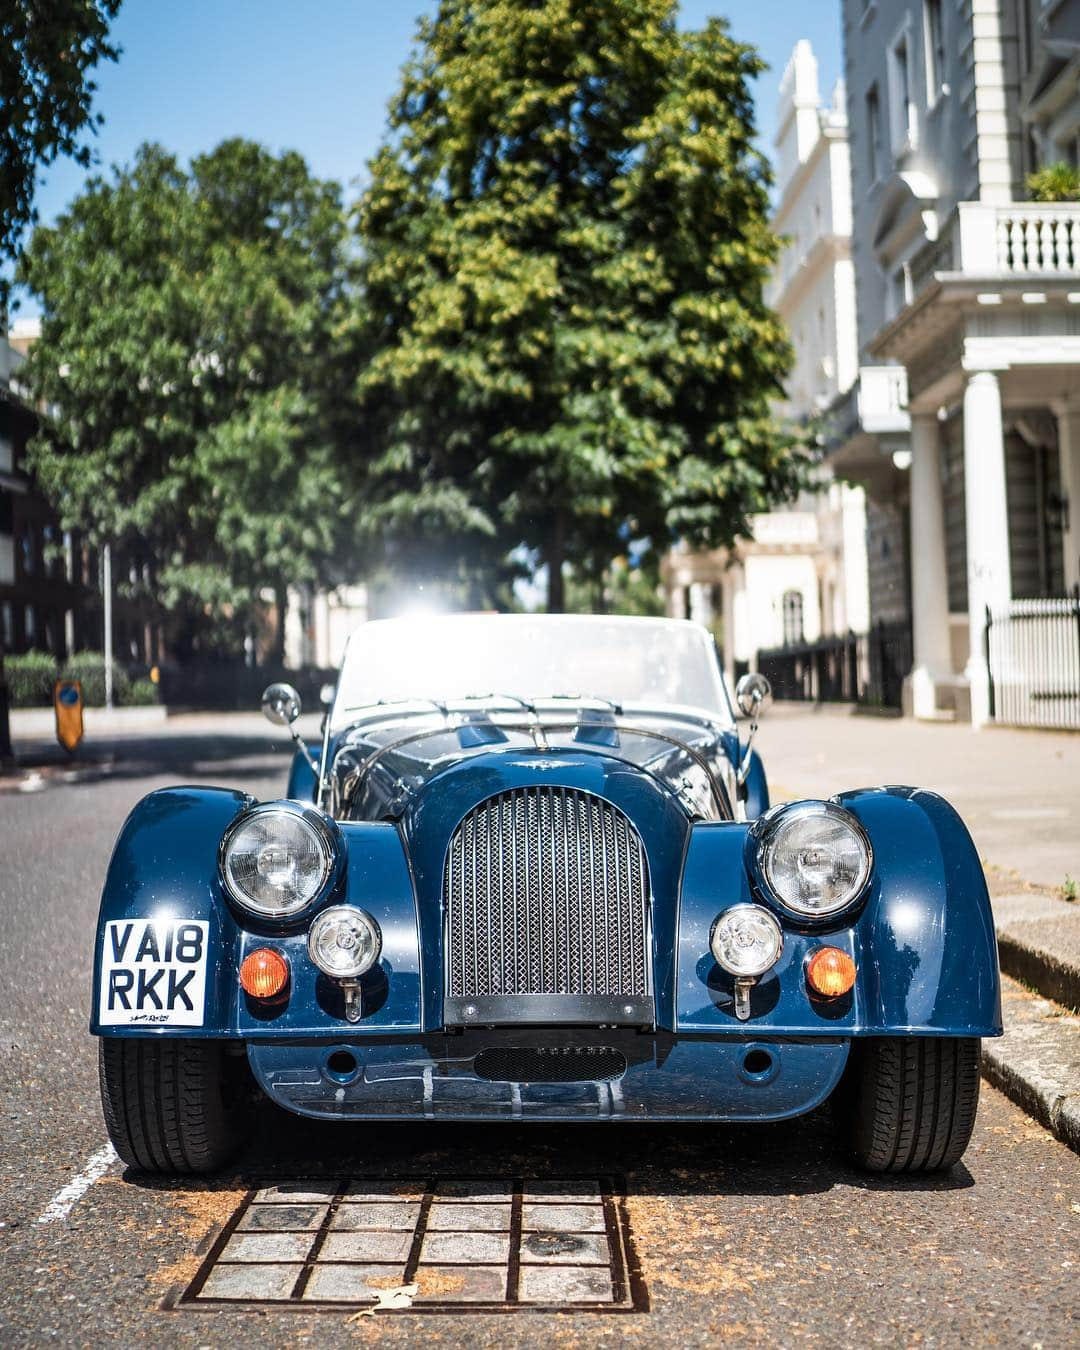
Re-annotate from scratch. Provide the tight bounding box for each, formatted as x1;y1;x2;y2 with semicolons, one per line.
98;919;209;1027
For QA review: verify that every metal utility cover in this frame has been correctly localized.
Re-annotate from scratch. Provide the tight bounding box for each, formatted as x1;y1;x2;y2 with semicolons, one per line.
168;1174;648;1315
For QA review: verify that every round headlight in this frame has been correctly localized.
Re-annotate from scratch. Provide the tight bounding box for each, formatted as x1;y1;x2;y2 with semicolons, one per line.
759;802;871;919
307;905;382;979
710;904;784;977
221;806;335;918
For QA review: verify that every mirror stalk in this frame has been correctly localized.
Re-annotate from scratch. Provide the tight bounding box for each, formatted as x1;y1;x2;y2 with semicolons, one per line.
736;713;760;789
290;723;321;779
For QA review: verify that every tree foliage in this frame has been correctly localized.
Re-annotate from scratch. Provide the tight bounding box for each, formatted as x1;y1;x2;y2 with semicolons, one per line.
18;139;352;655
356;0;803;609
1;0;121;302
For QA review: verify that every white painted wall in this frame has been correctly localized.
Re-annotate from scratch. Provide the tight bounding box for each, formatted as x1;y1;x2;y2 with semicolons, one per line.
738;553;823;660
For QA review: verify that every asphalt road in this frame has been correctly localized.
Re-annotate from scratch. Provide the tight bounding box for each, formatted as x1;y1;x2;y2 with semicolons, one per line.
1;721;1077;1347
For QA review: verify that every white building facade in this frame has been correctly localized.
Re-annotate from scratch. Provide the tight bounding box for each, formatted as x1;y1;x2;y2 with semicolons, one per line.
831;0;1080;726
283;582;369;671
663;40;870;678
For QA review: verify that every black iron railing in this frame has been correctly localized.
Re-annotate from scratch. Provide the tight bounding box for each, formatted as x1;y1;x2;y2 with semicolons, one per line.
756;621;913;711
156;662;336;712
986;588;1080;730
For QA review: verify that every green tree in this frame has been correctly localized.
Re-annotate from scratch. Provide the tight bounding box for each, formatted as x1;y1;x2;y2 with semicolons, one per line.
356;0;802;611
0;0;120;761
1;0;120;303
18;140;352;658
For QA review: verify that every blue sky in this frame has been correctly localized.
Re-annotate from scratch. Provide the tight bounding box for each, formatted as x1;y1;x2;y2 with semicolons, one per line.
15;1;842;312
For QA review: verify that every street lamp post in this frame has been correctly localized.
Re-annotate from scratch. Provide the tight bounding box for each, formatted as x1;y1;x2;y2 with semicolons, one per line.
103;542;113;711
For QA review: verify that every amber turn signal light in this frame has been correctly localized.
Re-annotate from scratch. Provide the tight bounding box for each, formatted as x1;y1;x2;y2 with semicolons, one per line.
240;948;290;1000
806;947;857;999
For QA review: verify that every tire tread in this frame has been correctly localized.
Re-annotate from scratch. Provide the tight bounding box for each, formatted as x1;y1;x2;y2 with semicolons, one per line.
849;1036;980;1172
98;1039;248;1175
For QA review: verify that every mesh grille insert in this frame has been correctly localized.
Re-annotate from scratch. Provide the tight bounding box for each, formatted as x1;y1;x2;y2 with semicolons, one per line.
445;786;649;1000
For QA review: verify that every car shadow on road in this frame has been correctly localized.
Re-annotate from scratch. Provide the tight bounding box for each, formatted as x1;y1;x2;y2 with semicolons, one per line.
120;1099;975;1202
9;735;293;790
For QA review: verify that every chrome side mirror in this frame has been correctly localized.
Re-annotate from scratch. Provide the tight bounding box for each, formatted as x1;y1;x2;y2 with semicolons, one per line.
734;673;770;802
736;672;771;720
262;682;302;727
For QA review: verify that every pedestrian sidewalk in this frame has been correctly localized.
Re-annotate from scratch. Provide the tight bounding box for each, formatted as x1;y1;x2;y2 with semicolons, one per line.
9;705;168;738
760;702;1079;892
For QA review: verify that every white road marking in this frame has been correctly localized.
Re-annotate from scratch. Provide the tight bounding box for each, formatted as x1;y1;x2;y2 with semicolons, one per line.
35;1144;118;1224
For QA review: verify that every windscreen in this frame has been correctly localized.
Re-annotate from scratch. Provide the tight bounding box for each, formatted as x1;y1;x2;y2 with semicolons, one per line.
333;615;730;728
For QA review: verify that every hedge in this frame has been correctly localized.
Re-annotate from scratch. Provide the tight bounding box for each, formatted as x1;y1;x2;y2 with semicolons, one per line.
3;650;158;708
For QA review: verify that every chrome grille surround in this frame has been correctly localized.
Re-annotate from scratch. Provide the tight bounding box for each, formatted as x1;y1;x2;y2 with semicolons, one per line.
444;786;650;1003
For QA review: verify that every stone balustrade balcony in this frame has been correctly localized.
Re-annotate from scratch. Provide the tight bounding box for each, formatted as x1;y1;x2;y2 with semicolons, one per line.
912;201;1080;294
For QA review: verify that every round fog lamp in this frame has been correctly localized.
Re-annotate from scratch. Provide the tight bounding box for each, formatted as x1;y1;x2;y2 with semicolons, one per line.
710;904;784;978
307;905;382;980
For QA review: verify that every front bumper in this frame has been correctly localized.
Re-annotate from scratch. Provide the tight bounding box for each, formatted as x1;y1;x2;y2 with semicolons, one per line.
247;1034;849;1122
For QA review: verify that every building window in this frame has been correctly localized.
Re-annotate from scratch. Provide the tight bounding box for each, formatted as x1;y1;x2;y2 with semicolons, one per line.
43;524;59;578
782;591;805;645
1;602;12;648
888;32;914;154
20;525;35;576
24;604;36;646
923;0;945;105
866;85;882;183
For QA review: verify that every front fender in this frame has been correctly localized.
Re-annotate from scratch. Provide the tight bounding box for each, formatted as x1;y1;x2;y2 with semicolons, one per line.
286;746;321;801
91;787;423;1038
839;786;1002;1034
676;786;1002;1036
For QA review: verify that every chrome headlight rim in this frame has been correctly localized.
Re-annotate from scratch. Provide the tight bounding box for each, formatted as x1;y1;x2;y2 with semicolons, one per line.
751;799;873;923
307;904;383;980
218;800;343;923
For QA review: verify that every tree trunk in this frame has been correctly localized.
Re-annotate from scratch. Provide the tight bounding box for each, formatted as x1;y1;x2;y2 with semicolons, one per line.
547;513;566;613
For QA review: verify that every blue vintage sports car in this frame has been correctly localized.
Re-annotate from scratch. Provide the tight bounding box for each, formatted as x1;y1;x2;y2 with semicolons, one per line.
92;613;1001;1175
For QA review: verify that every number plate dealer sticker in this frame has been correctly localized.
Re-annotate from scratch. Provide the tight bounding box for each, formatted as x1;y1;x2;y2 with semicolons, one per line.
99;919;209;1027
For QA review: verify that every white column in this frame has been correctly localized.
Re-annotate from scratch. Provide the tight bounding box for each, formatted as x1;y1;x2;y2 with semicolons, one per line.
688;581;714;628
667;570;688;620
962;370;1011;727
1058;396;1080;592
908;412;952;718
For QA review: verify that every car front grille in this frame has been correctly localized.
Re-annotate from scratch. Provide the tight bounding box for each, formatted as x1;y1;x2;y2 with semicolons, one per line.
444;786;650;1000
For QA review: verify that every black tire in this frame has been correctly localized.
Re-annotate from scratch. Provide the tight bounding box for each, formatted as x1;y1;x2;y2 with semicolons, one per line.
846;1036;981;1173
99;1038;252;1175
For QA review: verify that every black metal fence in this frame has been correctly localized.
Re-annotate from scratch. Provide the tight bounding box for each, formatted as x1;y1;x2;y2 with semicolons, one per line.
986;588;1080;730
756;621;913;712
157;663;336;712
